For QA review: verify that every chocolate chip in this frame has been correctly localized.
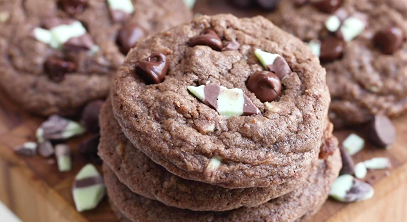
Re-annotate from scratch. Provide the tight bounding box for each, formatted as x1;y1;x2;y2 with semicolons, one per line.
135;53;169;84
267;56;291;79
255;0;281;11
117;24;145;54
311;0;341;13
229;0;253;8
63;34;95;51
367;115;396;148
247;71;282;102
38;141;54;158
44;58;77;82
319;37;345;63
59;0;88;15
78;134;101;164
189;29;223;51
373;27;404;55
222;39;240;51
110;9;131;23
294;0;309;7
81;100;104;133
339;145;355;175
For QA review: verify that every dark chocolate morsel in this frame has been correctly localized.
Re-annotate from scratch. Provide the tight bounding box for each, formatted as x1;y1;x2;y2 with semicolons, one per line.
222;39;240;51
63;34;95;51
44;58;77;82
339;145;355;175
74;176;104;189
81;100;104;133
320;37;345;63
311;0;341;13
59;0;88;15
203;84;221;110
367;115;396;147
373;27;404;55
110;9;131;23
135;53;169;84
189;29;223;51
294;0;309;7
267;56;291;79
38;141;55;158
117;24;145;54
228;0;253;8
255;0;281;11
247;71;282;102
78;134;101;164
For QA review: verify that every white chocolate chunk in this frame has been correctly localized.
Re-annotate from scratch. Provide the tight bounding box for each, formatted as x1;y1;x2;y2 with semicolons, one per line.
364;157;391;170
187;85;206;101
217;86;245;117
254;49;280;69
308;40;321;57
0;11;10;22
354;162;367;179
183;0;197;8
340;17;366;42
325;15;341;32
33;28;53;45
342;133;365;155
107;0;134;14
51;21;87;47
206;156;222;172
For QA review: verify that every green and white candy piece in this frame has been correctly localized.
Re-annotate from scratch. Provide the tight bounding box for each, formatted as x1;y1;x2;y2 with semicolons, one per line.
33;21;87;49
55;144;71;172
255;48;280;68
205;156;222;172
14;142;38;156
254;48;291;79
73;164;105;212
342;133;365;155
188;84;259;118
354;162;367;179
107;0;134;14
340;16;366;42
0;11;9;23
325;15;341;32
36;115;85;142
329;174;374;203
308;40;321;57
364;157;391;170
183;0;197;8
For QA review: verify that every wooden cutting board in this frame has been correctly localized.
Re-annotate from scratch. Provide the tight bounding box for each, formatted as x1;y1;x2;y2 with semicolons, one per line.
0;85;406;222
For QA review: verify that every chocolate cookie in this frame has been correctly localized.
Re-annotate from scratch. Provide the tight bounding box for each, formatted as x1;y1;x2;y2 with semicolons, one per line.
104;148;341;222
0;0;192;116
99;99;338;211
269;0;407;127
111;14;331;188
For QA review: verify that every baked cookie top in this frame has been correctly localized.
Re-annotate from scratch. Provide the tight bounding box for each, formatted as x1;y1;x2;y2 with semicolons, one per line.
112;14;330;188
104;148;341;222
0;0;192;116
270;0;407;127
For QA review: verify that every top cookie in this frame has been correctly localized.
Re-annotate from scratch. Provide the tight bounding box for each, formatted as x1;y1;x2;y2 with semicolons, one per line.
111;14;330;188
270;0;407;127
0;0;192;116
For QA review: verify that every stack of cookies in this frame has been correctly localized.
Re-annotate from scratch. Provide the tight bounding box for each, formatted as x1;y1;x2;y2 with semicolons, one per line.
99;14;342;222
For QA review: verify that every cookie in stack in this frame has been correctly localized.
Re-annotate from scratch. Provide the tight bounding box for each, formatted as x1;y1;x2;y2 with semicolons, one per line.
0;0;192;116
99;14;342;221
269;0;407;127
